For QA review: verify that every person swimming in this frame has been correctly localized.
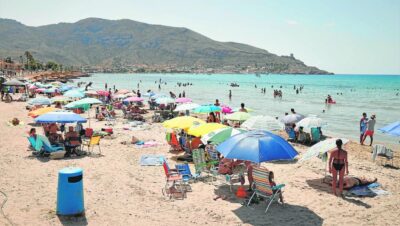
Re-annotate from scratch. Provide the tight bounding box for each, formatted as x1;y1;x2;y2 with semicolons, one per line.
329;139;349;196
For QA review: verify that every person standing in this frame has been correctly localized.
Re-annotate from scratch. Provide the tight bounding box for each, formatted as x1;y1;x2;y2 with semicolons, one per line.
359;113;368;144
362;114;376;146
228;90;232;99
329;139;349;196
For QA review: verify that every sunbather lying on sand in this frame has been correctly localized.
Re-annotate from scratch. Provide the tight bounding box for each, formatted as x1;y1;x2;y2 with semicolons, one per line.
325;175;377;190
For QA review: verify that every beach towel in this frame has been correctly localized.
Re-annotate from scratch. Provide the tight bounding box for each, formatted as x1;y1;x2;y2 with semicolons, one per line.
347;183;389;197
135;141;159;148
140;154;166;166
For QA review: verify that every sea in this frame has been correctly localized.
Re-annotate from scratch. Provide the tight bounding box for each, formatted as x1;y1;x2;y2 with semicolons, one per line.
72;73;400;146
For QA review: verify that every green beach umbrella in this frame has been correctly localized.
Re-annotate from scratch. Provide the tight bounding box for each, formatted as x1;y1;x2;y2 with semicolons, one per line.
201;127;247;144
225;112;251;121
64;97;102;109
63;89;85;98
193;104;221;114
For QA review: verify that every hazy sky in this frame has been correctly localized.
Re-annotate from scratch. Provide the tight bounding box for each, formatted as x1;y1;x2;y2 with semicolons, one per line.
1;0;399;74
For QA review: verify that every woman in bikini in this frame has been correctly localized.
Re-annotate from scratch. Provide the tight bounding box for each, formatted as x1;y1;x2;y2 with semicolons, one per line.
329;139;349;196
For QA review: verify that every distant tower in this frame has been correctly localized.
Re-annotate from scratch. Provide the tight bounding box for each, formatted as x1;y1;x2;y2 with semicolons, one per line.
290;53;294;58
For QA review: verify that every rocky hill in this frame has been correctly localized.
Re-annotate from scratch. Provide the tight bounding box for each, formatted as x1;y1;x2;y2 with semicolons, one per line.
0;18;331;74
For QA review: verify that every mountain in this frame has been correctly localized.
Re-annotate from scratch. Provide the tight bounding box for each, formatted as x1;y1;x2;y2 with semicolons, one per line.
0;18;331;74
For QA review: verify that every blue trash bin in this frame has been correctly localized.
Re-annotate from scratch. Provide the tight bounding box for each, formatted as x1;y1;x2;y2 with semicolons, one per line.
56;167;84;215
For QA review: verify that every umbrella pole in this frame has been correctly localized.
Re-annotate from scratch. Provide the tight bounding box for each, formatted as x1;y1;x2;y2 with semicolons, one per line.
88;108;91;127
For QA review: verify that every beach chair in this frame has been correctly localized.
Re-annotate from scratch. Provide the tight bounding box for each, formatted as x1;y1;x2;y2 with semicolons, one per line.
27;136;43;155
168;132;183;152
372;144;394;166
311;127;321;144
192;148;214;182
38;135;66;158
162;161;185;199
175;163;200;184
83;136;102;155
247;167;285;213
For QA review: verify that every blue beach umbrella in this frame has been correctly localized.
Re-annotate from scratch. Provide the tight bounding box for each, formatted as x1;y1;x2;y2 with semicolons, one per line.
28;97;52;106
379;121;400;137
35;111;87;123
216;130;298;163
60;85;74;92
193;104;221;114
63;89;85;98
44;88;58;93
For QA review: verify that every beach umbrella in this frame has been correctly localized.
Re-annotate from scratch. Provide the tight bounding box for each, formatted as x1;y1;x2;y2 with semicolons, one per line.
124;92;135;97
216;130;298;163
155;97;175;104
64;97;102;109
51;96;72;103
187;123;227;137
242;115;283;131
225;112;251;121
233;107;254;112
35;88;46;93
280;113;305;124
28;107;58;118
201;127;247;144
28;84;38;90
96;90;110;96
221;106;233;114
300;138;349;161
35;111;87;123
175;97;192;103
193;105;221;114
63;89;85;98
379;121;400;137
28;97;52;106
113;94;127;99
84;90;99;96
60;85;74;92
2;79;26;86
296;116;327;131
44;88;59;93
123;96;144;102
115;89;130;95
163;116;206;130
174;103;201;112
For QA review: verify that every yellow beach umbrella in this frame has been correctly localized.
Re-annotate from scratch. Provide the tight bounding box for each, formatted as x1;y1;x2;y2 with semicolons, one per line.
187;123;227;137
163;116;206;130
28;107;58;118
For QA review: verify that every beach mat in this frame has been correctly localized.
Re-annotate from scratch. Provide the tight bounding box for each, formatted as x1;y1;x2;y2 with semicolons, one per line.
140;154;166;166
346;183;389;197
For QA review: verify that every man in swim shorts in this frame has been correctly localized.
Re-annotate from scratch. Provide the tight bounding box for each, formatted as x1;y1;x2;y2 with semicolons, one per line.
362;114;376;146
359;113;368;144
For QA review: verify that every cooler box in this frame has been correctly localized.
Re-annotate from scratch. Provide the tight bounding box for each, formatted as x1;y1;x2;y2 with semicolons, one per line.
56;167;84;216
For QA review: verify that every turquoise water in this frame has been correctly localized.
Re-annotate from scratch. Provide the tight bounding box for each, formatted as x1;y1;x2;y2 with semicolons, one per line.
73;73;400;146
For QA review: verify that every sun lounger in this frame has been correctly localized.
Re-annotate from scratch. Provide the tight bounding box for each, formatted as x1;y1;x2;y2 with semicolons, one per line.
247;167;285;213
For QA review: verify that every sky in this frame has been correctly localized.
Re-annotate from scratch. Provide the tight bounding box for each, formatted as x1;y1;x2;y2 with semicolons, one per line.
0;0;399;74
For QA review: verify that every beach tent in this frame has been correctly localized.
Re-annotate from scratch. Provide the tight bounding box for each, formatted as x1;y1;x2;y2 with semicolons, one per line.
35;111;87;123
216;130;298;163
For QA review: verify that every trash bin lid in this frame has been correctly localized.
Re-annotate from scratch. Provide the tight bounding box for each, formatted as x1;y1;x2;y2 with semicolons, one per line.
59;167;83;177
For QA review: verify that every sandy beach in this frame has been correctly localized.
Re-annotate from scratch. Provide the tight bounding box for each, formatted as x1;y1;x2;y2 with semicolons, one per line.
0;100;399;226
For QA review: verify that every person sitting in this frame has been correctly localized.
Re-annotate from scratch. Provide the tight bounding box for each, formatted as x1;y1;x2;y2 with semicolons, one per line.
296;126;310;144
64;126;81;156
55;102;62;109
29;128;37;140
207;112;220;123
48;132;64;145
268;171;284;203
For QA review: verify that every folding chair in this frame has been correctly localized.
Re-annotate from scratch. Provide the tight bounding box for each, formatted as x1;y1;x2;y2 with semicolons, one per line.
83;136;101;155
247;167;285;213
162;161;185;199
